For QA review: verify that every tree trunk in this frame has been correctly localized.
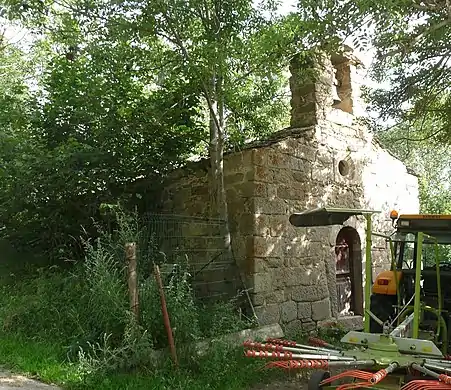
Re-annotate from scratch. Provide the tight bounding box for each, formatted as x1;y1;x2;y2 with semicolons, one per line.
208;72;232;254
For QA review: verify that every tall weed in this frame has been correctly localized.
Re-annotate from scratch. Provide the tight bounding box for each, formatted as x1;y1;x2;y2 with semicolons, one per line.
0;207;252;376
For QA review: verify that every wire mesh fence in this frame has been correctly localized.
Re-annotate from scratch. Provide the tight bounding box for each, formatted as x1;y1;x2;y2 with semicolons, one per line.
138;214;242;302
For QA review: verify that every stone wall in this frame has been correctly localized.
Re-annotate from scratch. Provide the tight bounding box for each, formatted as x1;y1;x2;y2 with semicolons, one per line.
159;124;419;330
157;47;420;330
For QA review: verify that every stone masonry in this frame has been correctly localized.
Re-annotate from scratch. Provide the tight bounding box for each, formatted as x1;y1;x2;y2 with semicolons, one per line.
158;47;419;332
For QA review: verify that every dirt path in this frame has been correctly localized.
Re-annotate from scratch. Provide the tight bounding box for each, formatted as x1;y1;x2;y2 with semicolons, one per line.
249;378;306;389
0;370;60;390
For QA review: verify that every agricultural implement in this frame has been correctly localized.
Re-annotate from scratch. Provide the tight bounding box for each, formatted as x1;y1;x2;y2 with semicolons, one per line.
243;208;451;389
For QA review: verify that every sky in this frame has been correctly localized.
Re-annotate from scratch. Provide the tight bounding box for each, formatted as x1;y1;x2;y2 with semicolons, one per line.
275;0;376;66
3;0;375;64
2;0;379;91
3;19;27;43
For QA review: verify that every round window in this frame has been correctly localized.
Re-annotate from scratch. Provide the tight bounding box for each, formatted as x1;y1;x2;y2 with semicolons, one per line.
338;160;350;176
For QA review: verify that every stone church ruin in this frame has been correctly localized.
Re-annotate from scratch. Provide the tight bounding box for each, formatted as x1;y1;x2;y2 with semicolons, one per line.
156;47;420;332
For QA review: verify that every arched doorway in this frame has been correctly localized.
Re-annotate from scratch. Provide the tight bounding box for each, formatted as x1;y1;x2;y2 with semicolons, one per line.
335;227;363;316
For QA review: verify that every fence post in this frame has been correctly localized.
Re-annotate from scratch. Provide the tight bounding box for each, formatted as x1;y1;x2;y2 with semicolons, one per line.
125;242;139;321
154;263;178;367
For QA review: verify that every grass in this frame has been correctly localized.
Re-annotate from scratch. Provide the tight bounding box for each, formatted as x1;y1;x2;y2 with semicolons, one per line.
0;334;78;384
0;333;281;389
0;214;283;390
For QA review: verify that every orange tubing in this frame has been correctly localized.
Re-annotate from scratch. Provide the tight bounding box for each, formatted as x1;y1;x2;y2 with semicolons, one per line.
265;359;329;370
266;338;297;347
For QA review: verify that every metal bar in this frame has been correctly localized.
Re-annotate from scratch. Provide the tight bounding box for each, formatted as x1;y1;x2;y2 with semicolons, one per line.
265;359;375;371
390;294;416;328
390;312;415;337
269;337;341;352
364;213;373;333
388;237;402;325
425;359;451;366
328;360;375;367
366;308;384;327
297;345;340;354
308;337;340;350
435;240;443;339
413;231;424;339
270;346;341;355
244;350;355;361
371;232;392;239
411;363;441;379
424;363;451;374
243;341;341;355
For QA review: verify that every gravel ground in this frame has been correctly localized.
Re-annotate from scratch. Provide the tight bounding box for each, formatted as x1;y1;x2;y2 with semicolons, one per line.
249;377;307;389
0;370;309;390
0;370;59;390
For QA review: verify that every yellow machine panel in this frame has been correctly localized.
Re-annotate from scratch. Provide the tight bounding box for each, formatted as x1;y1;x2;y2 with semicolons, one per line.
372;270;402;296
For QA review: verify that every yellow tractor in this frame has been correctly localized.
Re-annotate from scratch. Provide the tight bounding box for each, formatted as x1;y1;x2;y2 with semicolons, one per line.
370;211;451;352
243;208;451;389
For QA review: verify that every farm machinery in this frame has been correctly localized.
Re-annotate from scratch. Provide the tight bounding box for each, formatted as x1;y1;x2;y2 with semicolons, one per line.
243;208;451;389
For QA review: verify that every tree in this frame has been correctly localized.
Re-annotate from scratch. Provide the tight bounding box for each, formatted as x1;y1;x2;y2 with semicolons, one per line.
0;0;301;259
296;0;451;140
0;13;206;256
377;122;451;214
120;0;302;265
378;121;451;264
48;0;298;251
123;0;292;217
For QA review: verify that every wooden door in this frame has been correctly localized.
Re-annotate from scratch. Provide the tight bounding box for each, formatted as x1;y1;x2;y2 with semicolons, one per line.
335;240;353;316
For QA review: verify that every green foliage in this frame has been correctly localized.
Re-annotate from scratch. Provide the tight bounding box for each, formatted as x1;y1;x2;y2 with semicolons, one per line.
0;45;31;128
199;300;251;338
132;0;294;142
139;263;202;348
0;210;252;380
377;121;451;264
0;34;205;257
82;239;129;342
377;123;451;214
0;0;302;258
0;334;274;390
295;0;451;141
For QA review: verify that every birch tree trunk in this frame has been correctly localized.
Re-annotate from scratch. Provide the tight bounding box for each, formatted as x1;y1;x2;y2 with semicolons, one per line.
209;73;256;320
208;72;232;255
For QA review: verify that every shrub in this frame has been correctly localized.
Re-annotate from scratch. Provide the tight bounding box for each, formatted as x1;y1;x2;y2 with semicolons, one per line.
0;266;82;341
198;299;253;339
0;209;250;376
140;262;202;348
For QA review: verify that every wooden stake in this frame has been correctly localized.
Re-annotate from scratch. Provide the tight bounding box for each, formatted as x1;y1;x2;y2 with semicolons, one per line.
154;263;178;367
125;242;139;321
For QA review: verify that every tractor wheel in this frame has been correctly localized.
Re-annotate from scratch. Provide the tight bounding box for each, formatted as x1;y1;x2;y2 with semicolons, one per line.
308;370;331;390
369;294;396;333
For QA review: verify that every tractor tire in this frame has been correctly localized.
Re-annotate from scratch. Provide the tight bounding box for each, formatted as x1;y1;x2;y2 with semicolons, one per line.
308;370;331;390
369;294;396;333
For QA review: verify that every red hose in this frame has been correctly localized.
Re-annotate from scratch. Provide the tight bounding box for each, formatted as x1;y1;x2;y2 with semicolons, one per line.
309;337;328;347
244;349;293;359
439;374;451;385
370;368;388;384
266;337;297;347
402;381;451;390
265;359;329;370
243;340;284;351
